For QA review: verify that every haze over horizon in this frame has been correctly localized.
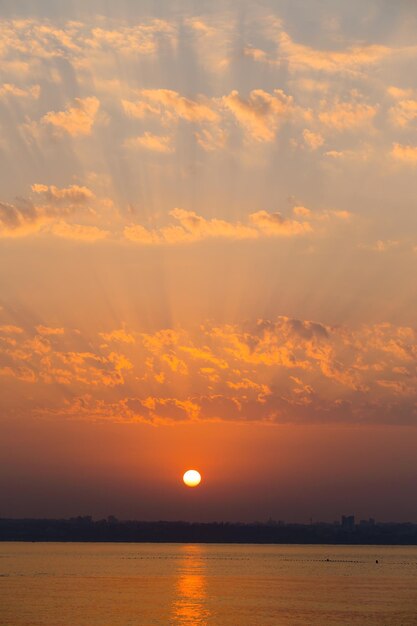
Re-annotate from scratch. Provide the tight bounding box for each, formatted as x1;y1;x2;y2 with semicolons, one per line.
0;0;416;523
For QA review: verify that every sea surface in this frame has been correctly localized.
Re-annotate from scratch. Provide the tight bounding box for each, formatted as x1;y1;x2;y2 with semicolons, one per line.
0;542;416;625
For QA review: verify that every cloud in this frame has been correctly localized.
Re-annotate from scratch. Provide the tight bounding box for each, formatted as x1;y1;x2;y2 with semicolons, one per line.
247;31;394;74
0;18;175;65
318;101;377;131
0;325;24;334
124;207;314;245
121;99;159;118
392;143;417;163
293;205;311;217
123;87;296;146
123;89;219;123
42;97;100;136
123;204;350;246
5;317;415;426
31;184;94;204
0;198;50;237
88;22;175;55
183;16;233;73
0;83;40;99
100;329;135;344
167;208;258;241
389;99;417;127
0;184;98;238
36;326;65;336
324;150;345;159
124;210;257;244
280;32;393;73
249;211;312;236
50;222;109;241
323;147;372;161
140;396;200;422
222;89;293;142
244;46;271;64
362;240;400;252
0;181;350;244
302;129;324;150
185;17;215;36
195;127;227;152
123;224;161;245
124;132;174;153
387;86;413;100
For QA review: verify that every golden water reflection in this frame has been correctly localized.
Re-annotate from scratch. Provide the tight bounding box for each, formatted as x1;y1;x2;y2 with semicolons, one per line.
171;545;211;624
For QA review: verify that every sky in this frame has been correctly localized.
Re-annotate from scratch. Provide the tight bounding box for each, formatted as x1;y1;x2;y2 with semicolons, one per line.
0;0;416;523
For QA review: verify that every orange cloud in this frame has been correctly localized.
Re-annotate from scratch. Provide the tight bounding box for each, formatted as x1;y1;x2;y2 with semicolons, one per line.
124;207;315;245
32;184;94;204
185;18;215;36
302;128;324;150
42;96;100;136
249;211;312;236
0;19;175;70
2;318;416;425
318;101;377;131
195;127;227;151
222;89;293;141
0;199;51;237
392;143;417;163
389;98;417;127
245;31;399;77
277;32;392;73
35;326;65;336
123;89;219;123
0;183;100;238
124;210;257;244
244;46;270;63
88;21;175;55
387;86;413;99
0;325;24;334
100;329;136;344
0;83;40;99
124;132;174;153
121;99;159;118
50;222;109;241
362;240;400;252
141;88;219;122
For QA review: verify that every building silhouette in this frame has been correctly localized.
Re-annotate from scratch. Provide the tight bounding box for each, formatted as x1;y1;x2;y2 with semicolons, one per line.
341;515;355;530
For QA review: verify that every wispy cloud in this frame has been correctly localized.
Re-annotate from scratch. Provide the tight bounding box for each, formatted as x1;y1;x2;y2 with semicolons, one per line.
124;132;174;153
245;30;399;74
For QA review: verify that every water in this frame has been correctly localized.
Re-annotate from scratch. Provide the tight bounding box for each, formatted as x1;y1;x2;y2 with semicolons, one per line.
0;543;416;625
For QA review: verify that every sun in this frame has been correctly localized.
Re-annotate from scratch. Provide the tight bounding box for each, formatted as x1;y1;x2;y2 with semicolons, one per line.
183;469;202;488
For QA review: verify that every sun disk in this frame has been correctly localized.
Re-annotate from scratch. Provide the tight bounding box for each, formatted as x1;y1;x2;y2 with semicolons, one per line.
183;469;202;487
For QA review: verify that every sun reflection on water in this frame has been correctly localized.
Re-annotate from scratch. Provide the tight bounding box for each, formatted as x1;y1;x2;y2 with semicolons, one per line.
171;545;210;624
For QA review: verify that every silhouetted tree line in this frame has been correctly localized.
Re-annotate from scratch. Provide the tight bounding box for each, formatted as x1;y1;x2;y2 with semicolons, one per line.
1;517;416;544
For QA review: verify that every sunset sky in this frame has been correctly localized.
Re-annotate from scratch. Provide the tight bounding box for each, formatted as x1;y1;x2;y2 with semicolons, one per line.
1;0;416;523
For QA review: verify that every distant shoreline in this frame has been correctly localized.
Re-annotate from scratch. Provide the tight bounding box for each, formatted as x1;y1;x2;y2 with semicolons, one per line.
1;518;416;546
2;540;417;547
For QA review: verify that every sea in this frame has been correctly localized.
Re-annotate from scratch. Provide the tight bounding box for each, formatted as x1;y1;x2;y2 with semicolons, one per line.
0;542;416;625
